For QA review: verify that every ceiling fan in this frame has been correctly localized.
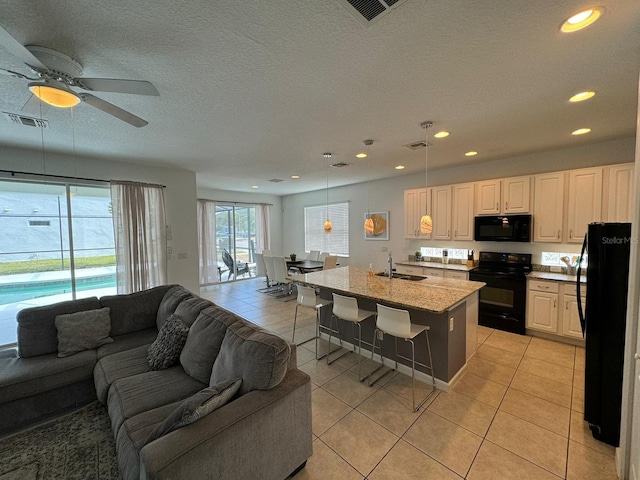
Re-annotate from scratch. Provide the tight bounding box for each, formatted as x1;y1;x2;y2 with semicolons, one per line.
0;24;159;127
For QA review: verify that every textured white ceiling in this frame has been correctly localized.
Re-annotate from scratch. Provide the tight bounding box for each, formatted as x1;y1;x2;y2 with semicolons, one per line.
0;0;638;195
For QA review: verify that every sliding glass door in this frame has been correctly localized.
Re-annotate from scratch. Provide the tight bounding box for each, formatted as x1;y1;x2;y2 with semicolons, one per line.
215;204;256;282
0;179;115;346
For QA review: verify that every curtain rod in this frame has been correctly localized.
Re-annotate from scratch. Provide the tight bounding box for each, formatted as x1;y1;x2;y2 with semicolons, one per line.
0;169;166;188
198;198;273;207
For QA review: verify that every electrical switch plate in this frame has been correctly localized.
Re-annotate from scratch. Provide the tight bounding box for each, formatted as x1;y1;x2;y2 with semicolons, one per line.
449;317;454;332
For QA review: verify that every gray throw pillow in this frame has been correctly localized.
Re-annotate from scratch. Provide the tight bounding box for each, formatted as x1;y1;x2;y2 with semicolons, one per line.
145;379;242;445
55;307;113;357
147;314;189;370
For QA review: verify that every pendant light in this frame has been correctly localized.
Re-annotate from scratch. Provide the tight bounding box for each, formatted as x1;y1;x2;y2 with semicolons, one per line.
420;121;433;234
363;140;374;234
323;153;332;233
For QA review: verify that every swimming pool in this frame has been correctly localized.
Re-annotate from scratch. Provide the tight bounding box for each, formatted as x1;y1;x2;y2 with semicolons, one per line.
0;275;116;305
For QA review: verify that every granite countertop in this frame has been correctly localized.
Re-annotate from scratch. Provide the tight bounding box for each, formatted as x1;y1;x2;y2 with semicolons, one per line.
395;260;475;272
292;266;484;314
528;271;586;283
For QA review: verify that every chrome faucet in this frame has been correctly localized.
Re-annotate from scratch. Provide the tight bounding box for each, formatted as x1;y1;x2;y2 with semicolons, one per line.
388;251;393;278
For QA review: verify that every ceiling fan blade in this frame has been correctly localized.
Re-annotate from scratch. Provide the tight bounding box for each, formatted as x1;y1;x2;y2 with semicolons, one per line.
79;93;148;128
0;24;50;71
75;78;159;96
21;94;50;116
0;67;32;79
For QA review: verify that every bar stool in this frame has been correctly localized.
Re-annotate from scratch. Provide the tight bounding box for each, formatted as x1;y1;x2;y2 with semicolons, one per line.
326;293;376;381
292;285;332;359
368;303;435;412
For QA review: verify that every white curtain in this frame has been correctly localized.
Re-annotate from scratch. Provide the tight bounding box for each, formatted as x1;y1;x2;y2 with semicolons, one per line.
256;204;271;253
110;180;167;293
197;199;219;285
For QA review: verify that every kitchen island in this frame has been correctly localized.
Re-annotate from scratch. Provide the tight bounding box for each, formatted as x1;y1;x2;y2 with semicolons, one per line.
292;266;484;389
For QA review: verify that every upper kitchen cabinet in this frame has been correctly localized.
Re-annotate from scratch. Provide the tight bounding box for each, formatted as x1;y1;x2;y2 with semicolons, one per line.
567;167;602;243
533;172;565;243
603;163;634;223
452;183;474;240
475;176;530;215
404;188;431;239
431;185;452;240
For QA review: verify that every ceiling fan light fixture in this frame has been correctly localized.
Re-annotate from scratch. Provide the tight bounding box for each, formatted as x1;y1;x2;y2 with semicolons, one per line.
28;81;80;108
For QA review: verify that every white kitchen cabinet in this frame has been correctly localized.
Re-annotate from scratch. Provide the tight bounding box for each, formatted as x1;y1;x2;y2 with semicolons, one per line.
567;167;602;243
444;270;468;280
475;176;531;215
527;280;559;333
403;188;431;239
396;265;423;275
533;172;565;243
431;186;452;240
561;283;586;339
452;183;474;241
424;267;444;277
604;163;634;223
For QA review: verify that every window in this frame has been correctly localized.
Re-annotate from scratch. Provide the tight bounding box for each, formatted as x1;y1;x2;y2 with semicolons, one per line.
304;202;349;256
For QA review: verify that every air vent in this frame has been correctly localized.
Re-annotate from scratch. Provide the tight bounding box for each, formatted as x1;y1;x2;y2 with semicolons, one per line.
402;140;427;151
269;179;284;183
336;0;409;26
4;112;49;129
330;162;351;168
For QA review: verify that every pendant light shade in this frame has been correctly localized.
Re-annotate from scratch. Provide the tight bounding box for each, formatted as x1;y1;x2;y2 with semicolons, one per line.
362;139;373;234
420;121;433;234
324;219;333;233
364;216;374;234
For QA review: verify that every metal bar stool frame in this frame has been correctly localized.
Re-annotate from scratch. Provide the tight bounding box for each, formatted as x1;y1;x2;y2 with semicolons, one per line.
326;293;376;381
368;303;436;412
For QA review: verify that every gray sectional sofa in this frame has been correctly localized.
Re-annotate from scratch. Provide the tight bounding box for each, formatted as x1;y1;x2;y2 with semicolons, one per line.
0;284;312;480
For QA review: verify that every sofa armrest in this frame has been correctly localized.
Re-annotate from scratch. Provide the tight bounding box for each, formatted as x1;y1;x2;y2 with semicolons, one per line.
139;368;312;480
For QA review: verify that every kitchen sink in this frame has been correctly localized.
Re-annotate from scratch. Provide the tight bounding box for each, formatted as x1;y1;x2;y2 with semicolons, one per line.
374;272;426;281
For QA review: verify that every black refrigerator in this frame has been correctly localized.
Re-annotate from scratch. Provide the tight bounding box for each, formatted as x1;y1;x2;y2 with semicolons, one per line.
577;222;631;447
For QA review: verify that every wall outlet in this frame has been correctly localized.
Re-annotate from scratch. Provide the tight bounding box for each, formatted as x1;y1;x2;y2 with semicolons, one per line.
449;317;454;332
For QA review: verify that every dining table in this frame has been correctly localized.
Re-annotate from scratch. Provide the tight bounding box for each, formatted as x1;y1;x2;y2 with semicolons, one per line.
286;259;325;274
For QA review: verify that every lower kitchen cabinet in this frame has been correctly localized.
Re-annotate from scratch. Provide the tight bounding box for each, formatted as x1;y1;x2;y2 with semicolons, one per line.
395;265;468;280
444;270;468;280
526;278;585;342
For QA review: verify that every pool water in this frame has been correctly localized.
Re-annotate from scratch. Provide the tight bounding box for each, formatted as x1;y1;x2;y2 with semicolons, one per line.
0;276;116;305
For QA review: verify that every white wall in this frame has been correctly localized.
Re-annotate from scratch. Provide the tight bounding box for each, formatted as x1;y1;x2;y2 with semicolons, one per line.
0;146;200;293
196;187;283;256
282;136;636;271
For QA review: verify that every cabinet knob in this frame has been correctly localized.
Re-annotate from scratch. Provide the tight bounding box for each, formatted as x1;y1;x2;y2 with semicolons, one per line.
496;202;499;210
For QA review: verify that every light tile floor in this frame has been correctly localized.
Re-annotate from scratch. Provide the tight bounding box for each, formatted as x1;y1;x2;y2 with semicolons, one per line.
200;278;618;480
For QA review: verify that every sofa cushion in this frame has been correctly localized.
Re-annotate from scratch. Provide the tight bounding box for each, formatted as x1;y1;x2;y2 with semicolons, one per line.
116;401;180;480
55;307;114;357
147;315;189;370
210;321;291;395
100;284;174;336
156;286;193;330
94;345;151;403
0;350;96;404
179;307;235;384
17;297;102;358
107;367;206;436
173;296;214;327
96;328;158;360
145;379;242;444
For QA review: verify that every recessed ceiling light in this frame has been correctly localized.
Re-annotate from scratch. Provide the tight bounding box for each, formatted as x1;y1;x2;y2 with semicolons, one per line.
356;152;367;158
251;185;259;189
569;91;596;102
434;131;450;138
291;175;299;179
395;165;405;170
465;151;478;157
560;7;604;33
572;128;592;135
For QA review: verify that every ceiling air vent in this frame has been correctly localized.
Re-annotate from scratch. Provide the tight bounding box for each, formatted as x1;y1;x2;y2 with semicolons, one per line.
269;179;284;183
330;162;351;168
402;140;426;151
4;112;49;129
336;0;409;26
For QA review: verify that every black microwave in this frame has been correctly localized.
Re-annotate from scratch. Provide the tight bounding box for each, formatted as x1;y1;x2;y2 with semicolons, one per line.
474;214;532;242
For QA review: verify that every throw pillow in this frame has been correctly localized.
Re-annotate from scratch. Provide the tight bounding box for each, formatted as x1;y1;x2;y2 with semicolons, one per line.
147;314;189;370
55;307;113;357
145;378;242;445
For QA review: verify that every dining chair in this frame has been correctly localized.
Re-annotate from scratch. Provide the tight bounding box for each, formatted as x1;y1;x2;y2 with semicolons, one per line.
368;303;435;411
318;252;329;262
263;255;277;290
272;256;293;297
307;250;320;261
323;255;338;270
255;253;275;292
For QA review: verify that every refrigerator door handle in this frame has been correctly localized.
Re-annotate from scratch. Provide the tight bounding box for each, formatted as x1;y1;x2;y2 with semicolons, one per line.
577;233;588;336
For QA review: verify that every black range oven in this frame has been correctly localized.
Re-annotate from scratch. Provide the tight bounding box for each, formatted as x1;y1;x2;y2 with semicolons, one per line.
469;251;532;335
